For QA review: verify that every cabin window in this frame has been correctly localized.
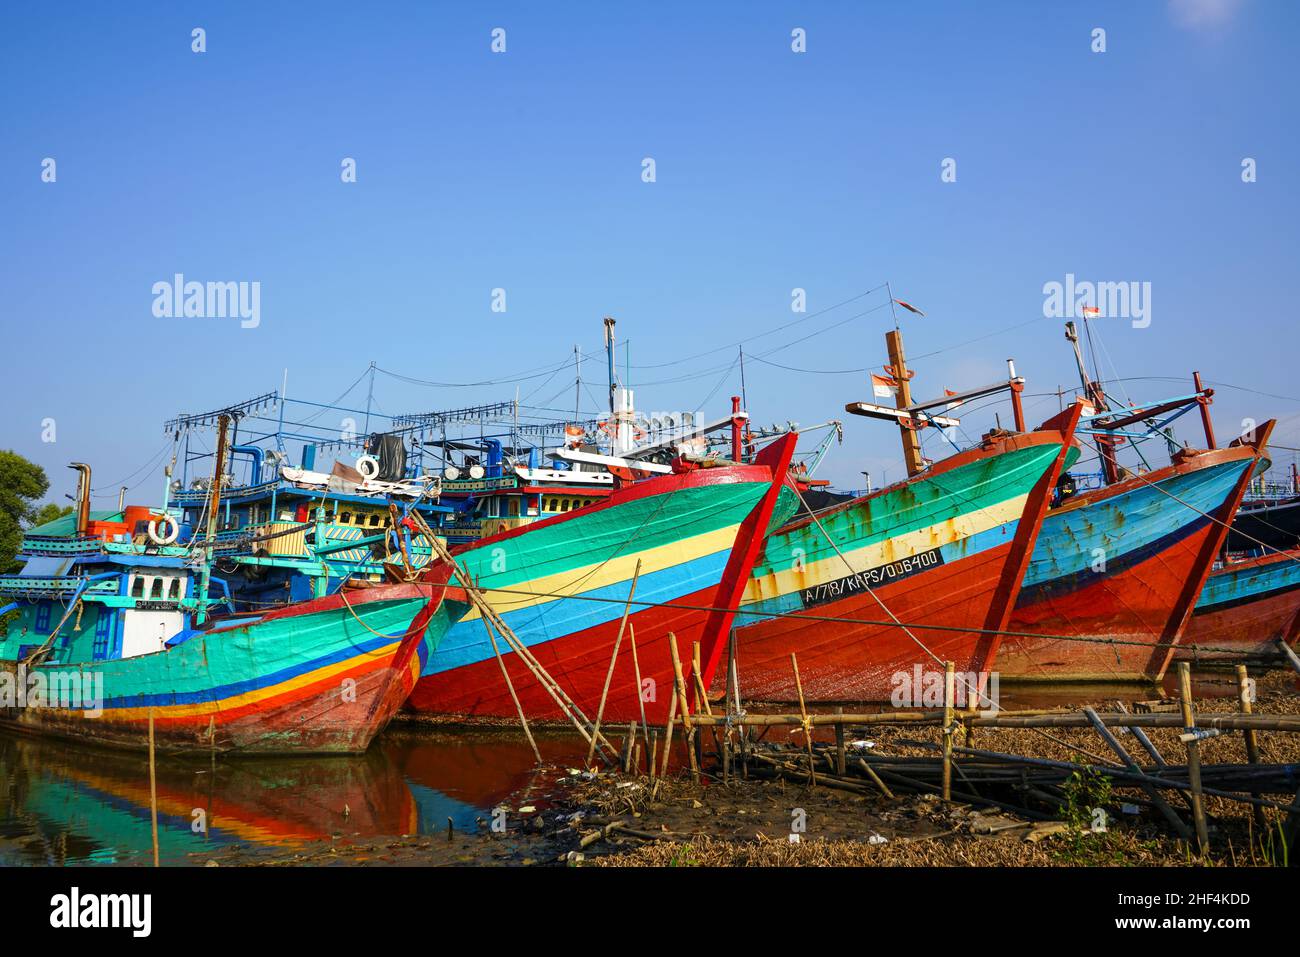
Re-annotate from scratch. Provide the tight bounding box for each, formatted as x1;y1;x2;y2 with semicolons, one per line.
131;577;145;598
92;610;115;660
150;578;164;599
339;511;351;525
168;579;181;600
369;514;380;527
34;604;51;634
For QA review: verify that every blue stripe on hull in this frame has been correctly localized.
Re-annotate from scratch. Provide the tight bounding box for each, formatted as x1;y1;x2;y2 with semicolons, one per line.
1196;558;1300;613
425;548;732;675
1020;458;1250;601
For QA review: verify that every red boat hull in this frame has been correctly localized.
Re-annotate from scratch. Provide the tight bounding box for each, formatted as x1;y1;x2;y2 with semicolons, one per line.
1177;550;1300;662
721;543;1017;702
1001;437;1269;683
407;583;728;723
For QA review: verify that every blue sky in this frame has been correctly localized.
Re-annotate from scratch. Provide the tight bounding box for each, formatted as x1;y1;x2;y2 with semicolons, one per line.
2;1;1297;504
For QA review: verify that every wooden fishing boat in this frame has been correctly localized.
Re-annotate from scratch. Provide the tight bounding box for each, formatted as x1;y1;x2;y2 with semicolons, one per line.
1175;548;1300;663
0;572;465;754
405;434;798;724
1000;433;1270;683
723;405;1081;703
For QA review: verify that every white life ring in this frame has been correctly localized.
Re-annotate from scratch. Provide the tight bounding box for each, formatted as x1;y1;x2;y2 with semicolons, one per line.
356;454;381;480
147;515;180;545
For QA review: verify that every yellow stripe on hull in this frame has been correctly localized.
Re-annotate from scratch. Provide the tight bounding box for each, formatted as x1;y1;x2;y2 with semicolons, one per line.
456;522;742;623
744;493;1028;607
93;640;404;723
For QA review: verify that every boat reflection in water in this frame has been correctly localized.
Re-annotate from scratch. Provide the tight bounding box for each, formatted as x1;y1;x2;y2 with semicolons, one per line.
0;726;586;866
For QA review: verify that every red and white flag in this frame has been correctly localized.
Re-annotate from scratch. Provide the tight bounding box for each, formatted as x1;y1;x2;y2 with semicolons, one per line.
944;388;963;410
871;373;898;398
1081;305;1101;318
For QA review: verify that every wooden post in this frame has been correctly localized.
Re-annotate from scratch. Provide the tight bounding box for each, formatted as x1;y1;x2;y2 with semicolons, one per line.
942;661;955;802
885;329;925;476
148;708;160;868
1236;665;1266;830
834;706;846;776
1178;663;1210;854
623;721;636;773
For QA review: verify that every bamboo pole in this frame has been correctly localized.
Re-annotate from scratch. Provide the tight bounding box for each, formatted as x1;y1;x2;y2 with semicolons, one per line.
482;616;540;762
942;661;955;802
148;709;160;868
1177;663;1210;854
424;528;617;762
659;680;680;781
587;560;641;766
691;641;709;769
1236;664;1266;830
628;624;651;773
857;758;896;799
1083;706;1193;842
728;629;747;778
834;706;846;776
789;653;816;785
681;710;1300;731
1276;638;1300;676
668;635;699;783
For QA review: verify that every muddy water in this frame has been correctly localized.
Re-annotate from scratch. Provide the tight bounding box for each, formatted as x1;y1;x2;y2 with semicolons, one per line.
0;725;590;866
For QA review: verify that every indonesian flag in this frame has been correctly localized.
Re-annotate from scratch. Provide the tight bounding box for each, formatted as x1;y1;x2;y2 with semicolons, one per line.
871;373;898;398
1079;398;1096;416
893;299;926;317
944;388;963;410
1081;305;1101;318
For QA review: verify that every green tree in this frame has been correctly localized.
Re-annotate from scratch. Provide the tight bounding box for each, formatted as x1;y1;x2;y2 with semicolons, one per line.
32;502;73;529
0;450;53;574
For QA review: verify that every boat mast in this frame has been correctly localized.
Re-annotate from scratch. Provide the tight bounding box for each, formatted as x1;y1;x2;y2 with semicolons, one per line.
885;329;926;477
196;413;230;625
1065;320;1120;484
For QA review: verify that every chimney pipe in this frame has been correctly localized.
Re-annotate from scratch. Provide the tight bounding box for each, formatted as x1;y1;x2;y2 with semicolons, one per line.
68;463;92;536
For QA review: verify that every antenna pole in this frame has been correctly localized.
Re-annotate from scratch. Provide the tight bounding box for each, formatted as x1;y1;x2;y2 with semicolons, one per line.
574;345;581;421
603;316;617;417
363;361;376;435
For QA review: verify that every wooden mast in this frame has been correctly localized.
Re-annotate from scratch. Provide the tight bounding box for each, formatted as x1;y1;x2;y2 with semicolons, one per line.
885;329;926;477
